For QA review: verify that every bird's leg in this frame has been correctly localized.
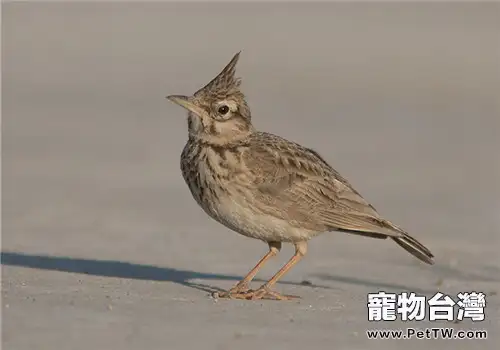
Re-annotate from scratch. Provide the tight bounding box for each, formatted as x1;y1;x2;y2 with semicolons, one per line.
246;241;307;301
215;242;281;298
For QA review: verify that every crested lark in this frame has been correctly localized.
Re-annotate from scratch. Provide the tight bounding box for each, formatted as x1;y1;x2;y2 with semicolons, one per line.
167;52;434;301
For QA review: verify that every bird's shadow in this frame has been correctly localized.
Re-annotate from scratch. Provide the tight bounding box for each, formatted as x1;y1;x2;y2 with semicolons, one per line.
1;251;235;294
2;251;327;294
0;251;466;296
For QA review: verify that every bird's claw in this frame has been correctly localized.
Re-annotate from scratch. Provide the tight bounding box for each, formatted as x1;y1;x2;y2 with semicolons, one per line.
213;286;299;301
213;282;251;298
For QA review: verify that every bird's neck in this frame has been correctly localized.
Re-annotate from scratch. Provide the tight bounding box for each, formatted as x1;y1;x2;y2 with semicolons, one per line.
189;126;255;148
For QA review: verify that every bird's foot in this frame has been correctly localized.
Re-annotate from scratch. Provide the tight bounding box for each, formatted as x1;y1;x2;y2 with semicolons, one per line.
245;286;300;301
213;286;300;301
212;281;251;299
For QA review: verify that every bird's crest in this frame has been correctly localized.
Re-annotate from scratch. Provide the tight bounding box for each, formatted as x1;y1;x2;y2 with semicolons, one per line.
194;51;242;98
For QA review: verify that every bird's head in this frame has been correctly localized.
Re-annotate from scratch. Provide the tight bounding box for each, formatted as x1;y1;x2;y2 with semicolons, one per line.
167;52;253;145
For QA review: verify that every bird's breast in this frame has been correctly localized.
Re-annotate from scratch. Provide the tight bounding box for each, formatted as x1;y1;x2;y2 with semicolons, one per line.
180;141;248;213
180;141;315;242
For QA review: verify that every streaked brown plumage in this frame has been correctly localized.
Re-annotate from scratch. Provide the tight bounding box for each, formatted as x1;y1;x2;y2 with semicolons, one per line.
167;52;434;301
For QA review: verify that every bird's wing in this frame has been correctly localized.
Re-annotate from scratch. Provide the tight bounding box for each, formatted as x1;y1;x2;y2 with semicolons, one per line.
243;133;402;237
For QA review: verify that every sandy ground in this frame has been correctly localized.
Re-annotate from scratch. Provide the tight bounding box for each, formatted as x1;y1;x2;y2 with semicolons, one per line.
2;2;499;349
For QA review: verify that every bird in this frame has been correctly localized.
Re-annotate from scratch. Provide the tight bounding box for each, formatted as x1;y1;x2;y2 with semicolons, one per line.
166;52;434;301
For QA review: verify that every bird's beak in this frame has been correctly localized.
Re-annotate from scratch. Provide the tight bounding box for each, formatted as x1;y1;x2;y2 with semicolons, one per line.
166;95;205;117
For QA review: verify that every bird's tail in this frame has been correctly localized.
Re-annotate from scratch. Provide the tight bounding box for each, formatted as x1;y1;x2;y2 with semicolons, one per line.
331;216;435;265
387;222;434;265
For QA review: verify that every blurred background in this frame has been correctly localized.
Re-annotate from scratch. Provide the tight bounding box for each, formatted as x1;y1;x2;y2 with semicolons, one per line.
2;2;499;350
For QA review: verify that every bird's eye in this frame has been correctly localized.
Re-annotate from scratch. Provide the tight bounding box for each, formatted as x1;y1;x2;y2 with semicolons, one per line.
218;105;229;115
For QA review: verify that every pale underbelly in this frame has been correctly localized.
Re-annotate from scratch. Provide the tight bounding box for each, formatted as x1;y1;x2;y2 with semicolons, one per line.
206;194;319;243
